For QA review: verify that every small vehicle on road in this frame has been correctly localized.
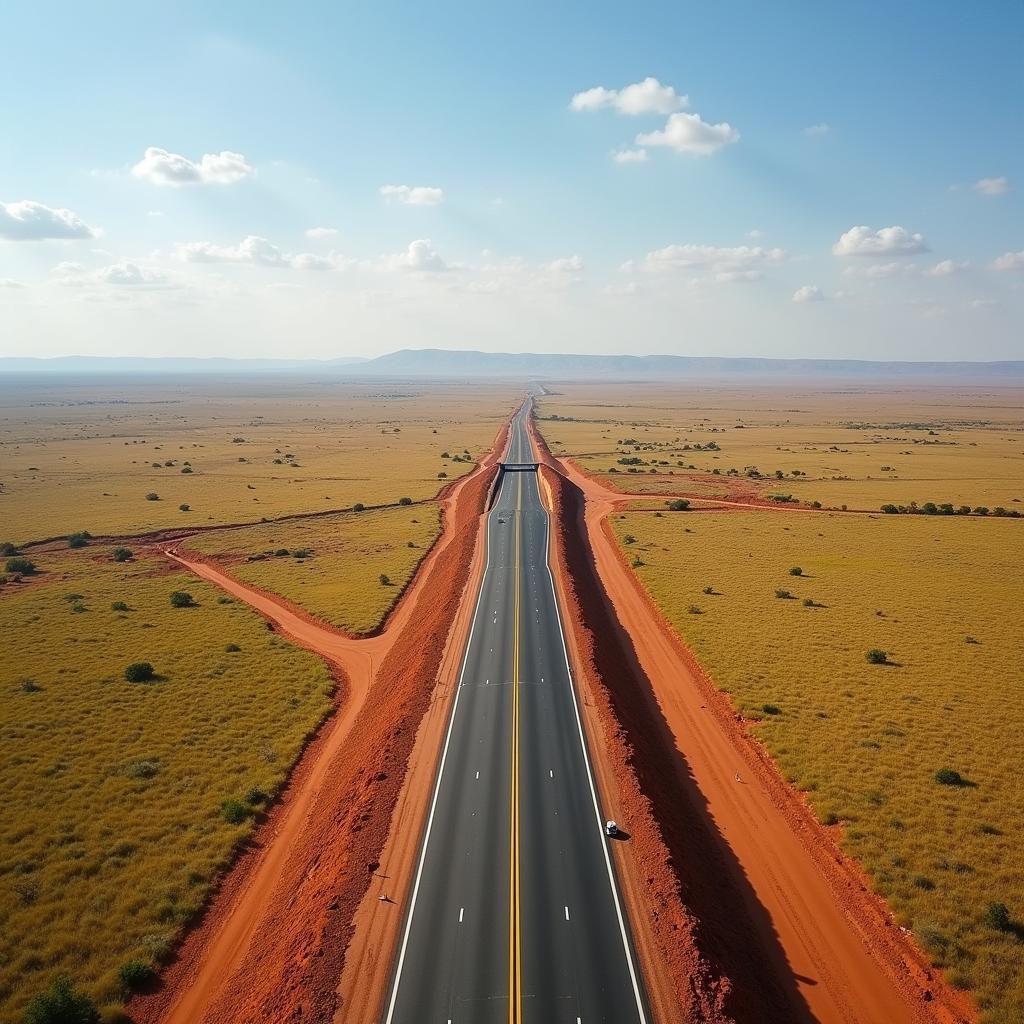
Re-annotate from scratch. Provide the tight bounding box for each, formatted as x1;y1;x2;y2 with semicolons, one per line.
604;820;618;837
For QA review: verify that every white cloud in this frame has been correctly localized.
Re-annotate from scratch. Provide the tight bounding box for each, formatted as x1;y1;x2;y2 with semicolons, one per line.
973;176;1010;197
924;259;969;277
570;77;688;115
0;278;25;288
541;255;584;274
747;229;763;240
624;243;786;276
792;284;825;303
0;200;97;241
178;235;287;267
305;226;339;240
54;260;172;289
177;235;347;271
635;111;739;156
612;148;648;164
383;239;447;272
992;250;1024;272
832;225;928;257
131;147;254;187
380;185;444;206
803;123;830;136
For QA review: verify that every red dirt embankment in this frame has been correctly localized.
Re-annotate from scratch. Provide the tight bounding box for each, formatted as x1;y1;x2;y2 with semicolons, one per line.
535;430;974;1024
130;419;508;1024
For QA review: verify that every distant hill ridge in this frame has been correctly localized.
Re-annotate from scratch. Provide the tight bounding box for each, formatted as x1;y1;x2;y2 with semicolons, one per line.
1;349;1021;378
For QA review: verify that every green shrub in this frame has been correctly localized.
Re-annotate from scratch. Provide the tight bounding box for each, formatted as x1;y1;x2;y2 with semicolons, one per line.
353;502;365;512
245;787;269;805
169;591;195;608
762;703;782;715
179;503;190;512
274;548;290;557
623;534;637;544
25;976;100;1024
985;902;1012;932
802;598;815;607
221;798;248;825
788;566;803;576
5;556;36;575
225;643;241;653
118;959;156;993
0;541;16;556
398;496;413;506
379;574;391;586
881;504;900;514
866;648;888;665
68;531;91;549
667;499;690;511
124;662;155;683
935;767;965;786
145;492;159;501
293;548;311;559
112;547;133;563
774;589;793;599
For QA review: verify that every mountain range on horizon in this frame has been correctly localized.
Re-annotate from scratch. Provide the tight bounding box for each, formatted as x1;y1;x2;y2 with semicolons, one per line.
1;349;1022;379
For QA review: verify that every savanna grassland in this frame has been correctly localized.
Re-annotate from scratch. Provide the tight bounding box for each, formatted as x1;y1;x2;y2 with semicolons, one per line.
539;381;1024;512
0;543;334;1022
186;503;442;635
0;375;517;544
0;373;515;1021
537;380;1024;1021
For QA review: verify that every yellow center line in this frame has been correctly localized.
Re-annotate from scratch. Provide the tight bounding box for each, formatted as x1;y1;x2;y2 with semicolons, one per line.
509;469;523;1024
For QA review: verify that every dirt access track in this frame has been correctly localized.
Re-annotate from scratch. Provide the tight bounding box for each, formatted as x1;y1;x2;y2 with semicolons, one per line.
129;413;511;1024
531;414;975;1024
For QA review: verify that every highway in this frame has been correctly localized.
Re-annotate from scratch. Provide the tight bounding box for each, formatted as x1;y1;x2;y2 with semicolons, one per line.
383;403;648;1024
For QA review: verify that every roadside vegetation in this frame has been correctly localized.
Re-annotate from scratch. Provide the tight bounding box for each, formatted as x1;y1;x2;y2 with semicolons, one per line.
611;508;1024;1017
185;504;442;635
0;547;334;1021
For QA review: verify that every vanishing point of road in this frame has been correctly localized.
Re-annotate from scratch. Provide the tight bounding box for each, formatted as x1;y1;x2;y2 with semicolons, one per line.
383;402;649;1023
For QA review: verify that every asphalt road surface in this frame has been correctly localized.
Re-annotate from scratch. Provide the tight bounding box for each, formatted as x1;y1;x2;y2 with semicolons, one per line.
384;403;648;1024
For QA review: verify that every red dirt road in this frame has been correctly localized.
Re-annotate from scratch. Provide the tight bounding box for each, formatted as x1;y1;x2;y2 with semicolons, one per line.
129;418;510;1024
533;421;973;1024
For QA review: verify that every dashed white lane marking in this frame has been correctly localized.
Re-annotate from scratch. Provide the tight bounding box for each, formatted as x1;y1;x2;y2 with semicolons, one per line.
549;769;554;778
565;905;570;921
475;771;480;779
459;907;464;923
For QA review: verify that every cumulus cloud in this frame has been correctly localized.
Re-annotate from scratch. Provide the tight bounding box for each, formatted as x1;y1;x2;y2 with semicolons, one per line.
380;185;444;206
0;277;25;288
925;259;969;277
973;176;1010;197
623;243;786;276
612;148;648;163
803;123;830;136
131;147;254;187
792;284;825;303
570;77;688;115
843;261;917;279
54;260;172;289
0;200;97;241
992;250;1024;272
542;255;584;274
176;235;347;271
383;239;448;272
305;226;339;239
832;225;928;257
715;269;762;283
635;111;739;156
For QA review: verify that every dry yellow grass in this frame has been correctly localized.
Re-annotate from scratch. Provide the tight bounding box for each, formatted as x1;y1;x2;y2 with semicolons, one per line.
0;544;334;1021
612;507;1024;1020
187;503;442;635
0;377;517;544
539;381;1024;510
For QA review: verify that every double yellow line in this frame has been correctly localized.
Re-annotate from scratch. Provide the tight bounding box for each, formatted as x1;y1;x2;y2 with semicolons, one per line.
508;471;523;1024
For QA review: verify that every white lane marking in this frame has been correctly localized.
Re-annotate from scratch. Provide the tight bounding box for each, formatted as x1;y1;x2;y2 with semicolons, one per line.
565;905;570;921
549;769;554;778
459;907;464;923
383;472;499;1024
475;771;480;779
540;460;649;1023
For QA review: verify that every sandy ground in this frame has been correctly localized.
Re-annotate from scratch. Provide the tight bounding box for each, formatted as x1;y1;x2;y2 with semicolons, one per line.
531;418;975;1024
128;416;510;1024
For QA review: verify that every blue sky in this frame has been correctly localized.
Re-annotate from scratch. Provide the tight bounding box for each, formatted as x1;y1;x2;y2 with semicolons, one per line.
1;0;1021;360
